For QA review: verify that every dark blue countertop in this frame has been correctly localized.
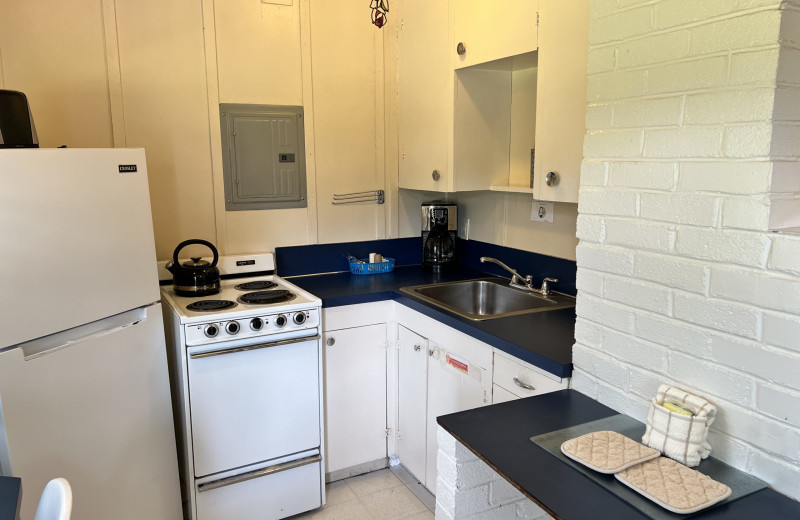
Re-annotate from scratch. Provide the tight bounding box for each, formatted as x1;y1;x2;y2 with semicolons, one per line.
0;477;20;520
437;390;800;519
287;265;575;378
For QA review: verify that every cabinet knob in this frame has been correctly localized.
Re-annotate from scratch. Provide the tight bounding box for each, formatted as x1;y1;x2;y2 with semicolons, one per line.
545;171;559;187
326;337;335;346
432;169;441;181
413;344;421;352
456;42;466;55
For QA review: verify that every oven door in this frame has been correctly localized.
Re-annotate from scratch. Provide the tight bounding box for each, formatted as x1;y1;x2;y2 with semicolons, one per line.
187;331;321;477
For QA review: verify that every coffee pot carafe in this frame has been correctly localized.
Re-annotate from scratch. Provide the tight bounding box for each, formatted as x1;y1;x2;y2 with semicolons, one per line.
421;202;457;271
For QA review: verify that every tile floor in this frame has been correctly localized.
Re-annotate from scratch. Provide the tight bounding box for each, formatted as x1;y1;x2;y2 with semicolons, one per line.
291;466;435;520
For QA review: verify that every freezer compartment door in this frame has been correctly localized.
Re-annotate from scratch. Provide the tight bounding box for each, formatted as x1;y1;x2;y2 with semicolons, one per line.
195;451;322;520
0;148;160;348
187;334;322;477
0;303;182;520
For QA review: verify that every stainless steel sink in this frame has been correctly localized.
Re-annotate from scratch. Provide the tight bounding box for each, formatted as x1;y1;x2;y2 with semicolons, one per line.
399;278;576;321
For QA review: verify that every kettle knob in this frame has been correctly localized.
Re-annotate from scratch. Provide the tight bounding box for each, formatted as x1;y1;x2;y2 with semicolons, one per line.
190;257;202;263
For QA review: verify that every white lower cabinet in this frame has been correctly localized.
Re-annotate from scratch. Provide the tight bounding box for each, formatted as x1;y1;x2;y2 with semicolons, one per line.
425;343;489;494
395;305;492;494
397;325;428;483
322;301;569;496
492;383;519;404
322;303;389;480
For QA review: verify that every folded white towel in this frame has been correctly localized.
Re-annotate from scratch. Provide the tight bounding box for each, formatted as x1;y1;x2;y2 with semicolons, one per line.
642;385;717;467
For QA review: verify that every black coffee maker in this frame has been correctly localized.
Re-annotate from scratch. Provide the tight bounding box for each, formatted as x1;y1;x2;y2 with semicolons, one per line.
422;202;457;271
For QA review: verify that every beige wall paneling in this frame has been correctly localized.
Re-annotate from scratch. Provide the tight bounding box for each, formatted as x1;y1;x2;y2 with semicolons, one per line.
114;0;217;260
453;0;538;69
310;0;386;243
502;197;578;260
203;0;316;254
0;0;113;148
214;0;302;106
532;0;589;203
299;0;319;246
101;0;127;147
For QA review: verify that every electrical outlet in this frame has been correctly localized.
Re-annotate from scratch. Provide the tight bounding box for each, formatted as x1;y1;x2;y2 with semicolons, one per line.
532;201;554;223
459;218;470;240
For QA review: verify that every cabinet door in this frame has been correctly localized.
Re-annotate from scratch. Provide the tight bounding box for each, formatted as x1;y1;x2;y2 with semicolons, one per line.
492;384;519;404
425;344;490;494
397;0;453;191
533;0;589;203
453;0;538;69
397;325;428;483
323;324;387;475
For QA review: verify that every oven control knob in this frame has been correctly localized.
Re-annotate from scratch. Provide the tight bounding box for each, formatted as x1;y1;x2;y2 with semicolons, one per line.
225;321;240;335
293;312;306;325
275;314;287;328
250;318;263;331
204;324;219;338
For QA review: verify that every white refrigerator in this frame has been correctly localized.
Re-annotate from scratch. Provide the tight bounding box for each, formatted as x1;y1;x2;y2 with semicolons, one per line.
0;149;182;520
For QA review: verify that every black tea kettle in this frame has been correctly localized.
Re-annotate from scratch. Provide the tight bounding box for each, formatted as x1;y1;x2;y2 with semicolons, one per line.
166;239;221;297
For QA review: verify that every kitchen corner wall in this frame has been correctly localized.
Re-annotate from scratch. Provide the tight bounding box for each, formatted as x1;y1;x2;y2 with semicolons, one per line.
575;0;800;500
398;189;580;262
0;0;397;259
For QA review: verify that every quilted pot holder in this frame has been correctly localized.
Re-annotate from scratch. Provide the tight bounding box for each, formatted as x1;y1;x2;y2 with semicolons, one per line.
561;431;661;474
615;457;732;514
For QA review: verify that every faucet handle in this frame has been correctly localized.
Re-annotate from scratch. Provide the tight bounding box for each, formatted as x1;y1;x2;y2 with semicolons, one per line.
540;277;558;296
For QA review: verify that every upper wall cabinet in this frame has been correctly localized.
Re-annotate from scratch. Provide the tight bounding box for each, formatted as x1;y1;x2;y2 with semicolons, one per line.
398;0;587;202
532;0;588;204
453;0;538;69
397;0;538;193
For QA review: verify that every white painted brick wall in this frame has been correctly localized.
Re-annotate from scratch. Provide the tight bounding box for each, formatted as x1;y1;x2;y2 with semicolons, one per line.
435;427;552;520
576;0;800;500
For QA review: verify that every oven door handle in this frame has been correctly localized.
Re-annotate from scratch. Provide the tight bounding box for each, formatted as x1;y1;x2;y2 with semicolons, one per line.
197;454;322;493
189;334;321;359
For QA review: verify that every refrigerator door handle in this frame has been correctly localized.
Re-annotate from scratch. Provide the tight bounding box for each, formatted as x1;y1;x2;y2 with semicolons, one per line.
196;454;322;493
19;305;152;360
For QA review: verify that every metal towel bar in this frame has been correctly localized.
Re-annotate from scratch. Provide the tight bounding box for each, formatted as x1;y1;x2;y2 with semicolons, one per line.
332;190;384;205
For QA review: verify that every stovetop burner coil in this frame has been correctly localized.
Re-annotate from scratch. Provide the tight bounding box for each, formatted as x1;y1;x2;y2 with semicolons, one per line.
234;280;278;291
238;290;296;305
186;300;238;312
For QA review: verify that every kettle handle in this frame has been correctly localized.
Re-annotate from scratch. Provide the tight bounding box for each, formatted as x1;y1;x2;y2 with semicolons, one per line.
171;239;219;268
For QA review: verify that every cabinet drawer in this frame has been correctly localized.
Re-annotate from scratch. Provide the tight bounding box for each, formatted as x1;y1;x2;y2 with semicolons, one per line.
492;383;519;404
493;353;566;399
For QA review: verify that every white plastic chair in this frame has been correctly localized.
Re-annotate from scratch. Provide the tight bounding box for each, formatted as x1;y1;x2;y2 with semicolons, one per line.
33;478;72;520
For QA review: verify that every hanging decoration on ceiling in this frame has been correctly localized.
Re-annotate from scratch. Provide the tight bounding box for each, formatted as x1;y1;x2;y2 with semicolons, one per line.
370;0;389;28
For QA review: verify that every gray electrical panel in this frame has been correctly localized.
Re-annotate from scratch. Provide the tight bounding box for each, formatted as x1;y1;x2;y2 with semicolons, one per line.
219;104;307;211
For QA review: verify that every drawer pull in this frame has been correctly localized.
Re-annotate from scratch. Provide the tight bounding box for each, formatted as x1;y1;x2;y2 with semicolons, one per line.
197;454;321;493
513;377;535;391
413;344;421;352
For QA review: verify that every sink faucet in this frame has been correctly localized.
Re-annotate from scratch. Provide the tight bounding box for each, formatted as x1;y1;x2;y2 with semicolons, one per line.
479;257;558;297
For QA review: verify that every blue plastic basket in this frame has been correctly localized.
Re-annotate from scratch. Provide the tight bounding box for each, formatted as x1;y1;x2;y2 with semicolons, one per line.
349;257;395;275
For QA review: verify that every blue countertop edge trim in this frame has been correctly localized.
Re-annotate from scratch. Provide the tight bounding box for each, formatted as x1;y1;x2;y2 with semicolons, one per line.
319;289;572;379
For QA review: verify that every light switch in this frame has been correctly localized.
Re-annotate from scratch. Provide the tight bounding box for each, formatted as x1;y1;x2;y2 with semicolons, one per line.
532;201;554;224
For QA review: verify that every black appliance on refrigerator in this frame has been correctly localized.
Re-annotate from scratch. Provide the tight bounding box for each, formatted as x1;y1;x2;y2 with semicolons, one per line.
422;202;457;271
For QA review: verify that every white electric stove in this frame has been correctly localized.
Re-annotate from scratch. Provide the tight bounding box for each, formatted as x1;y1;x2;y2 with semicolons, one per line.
160;253;325;520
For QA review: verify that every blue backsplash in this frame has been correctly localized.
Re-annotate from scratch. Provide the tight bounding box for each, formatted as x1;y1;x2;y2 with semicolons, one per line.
276;237;576;296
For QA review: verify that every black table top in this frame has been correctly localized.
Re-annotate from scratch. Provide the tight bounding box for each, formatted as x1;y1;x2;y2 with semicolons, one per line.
288;265;575;378
0;477;20;520
437;390;800;519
